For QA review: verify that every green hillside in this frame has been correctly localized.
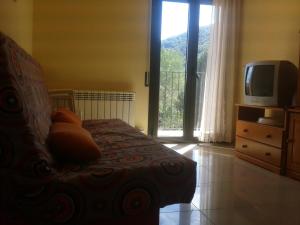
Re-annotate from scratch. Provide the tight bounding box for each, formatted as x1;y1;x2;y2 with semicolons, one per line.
158;26;211;129
161;26;211;56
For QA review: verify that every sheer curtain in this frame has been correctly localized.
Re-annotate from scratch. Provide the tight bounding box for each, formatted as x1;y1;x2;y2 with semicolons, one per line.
198;0;241;142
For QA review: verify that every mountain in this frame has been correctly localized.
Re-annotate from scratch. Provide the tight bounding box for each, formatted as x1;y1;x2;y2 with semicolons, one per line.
161;26;211;55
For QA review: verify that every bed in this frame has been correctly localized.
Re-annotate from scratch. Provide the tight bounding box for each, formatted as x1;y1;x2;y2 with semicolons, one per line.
0;32;196;225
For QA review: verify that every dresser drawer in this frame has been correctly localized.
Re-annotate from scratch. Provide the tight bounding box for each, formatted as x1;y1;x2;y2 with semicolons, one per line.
235;137;281;166
236;120;283;148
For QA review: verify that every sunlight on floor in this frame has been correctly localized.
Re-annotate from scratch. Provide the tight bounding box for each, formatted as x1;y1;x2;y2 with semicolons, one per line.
165;144;197;155
160;144;300;225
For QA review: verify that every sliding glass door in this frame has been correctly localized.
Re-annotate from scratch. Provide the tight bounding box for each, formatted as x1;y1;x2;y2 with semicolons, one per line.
148;0;213;141
158;1;189;137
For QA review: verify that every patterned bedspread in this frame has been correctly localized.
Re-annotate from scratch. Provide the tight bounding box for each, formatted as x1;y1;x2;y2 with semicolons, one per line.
0;31;196;225
53;119;197;221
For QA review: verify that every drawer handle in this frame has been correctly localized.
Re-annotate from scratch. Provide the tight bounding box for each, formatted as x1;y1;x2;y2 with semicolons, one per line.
242;144;248;148
265;152;271;156
266;134;272;138
243;129;248;133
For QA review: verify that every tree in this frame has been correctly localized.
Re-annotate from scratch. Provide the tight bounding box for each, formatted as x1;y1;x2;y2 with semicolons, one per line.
197;44;209;73
158;26;211;129
160;48;185;72
159;49;186;129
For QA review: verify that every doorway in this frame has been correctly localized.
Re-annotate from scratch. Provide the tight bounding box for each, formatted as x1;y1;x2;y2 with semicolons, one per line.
148;0;213;141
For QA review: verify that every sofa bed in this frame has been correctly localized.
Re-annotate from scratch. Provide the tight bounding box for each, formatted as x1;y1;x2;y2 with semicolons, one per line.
0;32;196;225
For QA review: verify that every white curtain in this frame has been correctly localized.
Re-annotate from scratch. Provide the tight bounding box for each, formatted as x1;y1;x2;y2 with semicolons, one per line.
198;0;241;143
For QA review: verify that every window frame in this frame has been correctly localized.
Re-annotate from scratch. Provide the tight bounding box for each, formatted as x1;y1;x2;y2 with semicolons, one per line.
148;0;213;141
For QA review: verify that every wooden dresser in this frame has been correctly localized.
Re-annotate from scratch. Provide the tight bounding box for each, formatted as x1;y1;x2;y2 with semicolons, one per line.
236;32;300;179
235;104;287;174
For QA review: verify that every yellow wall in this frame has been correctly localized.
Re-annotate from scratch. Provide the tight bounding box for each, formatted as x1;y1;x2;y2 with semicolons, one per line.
33;0;150;132
237;0;300;103
0;0;33;53
2;0;299;133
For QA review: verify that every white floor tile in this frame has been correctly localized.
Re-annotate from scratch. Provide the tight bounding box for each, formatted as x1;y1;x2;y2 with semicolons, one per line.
160;144;300;225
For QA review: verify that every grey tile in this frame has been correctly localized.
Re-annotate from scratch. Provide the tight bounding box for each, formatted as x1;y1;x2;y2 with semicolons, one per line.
252;205;300;225
161;144;300;225
160;211;214;225
202;207;280;225
192;184;253;210
160;203;198;213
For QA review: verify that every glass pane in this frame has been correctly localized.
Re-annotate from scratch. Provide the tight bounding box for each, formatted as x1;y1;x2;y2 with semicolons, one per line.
248;65;275;96
158;1;189;137
194;4;214;137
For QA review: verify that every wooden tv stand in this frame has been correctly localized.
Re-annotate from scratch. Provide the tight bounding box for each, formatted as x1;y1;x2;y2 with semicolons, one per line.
235;104;287;174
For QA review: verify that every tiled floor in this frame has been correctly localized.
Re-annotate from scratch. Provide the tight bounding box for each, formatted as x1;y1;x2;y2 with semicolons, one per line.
159;144;300;225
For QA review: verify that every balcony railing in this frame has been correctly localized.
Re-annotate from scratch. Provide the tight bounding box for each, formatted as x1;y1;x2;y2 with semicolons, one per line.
158;71;206;132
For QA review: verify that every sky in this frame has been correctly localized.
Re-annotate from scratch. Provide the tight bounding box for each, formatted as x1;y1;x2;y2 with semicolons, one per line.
161;2;214;40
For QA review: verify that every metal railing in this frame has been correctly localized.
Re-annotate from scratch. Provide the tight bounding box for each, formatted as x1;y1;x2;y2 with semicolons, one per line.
158;71;206;130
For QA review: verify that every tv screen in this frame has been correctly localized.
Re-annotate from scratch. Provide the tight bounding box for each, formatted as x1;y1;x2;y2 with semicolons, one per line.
245;65;275;97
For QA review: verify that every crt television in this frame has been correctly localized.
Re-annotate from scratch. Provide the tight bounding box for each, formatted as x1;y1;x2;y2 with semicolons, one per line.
244;60;298;107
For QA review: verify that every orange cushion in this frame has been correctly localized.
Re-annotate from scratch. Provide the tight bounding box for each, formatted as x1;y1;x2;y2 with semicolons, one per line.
51;108;82;126
48;122;101;162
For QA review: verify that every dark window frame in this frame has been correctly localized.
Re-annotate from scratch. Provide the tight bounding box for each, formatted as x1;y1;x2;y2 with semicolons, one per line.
148;0;213;141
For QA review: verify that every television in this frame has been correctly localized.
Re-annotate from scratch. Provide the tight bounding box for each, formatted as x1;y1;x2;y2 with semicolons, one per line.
244;60;298;107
